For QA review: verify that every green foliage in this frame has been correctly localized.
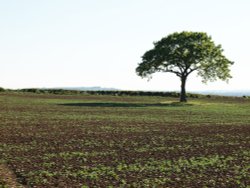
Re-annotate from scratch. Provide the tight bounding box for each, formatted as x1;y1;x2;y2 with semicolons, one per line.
136;31;233;82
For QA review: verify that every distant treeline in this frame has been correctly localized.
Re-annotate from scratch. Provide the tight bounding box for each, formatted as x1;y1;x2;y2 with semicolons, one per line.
1;87;249;99
12;88;203;98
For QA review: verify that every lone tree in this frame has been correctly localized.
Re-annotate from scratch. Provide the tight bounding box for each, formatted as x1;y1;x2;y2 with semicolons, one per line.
136;31;233;102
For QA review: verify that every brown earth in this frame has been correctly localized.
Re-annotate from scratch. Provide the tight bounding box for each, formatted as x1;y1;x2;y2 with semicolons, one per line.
0;93;249;187
0;164;24;188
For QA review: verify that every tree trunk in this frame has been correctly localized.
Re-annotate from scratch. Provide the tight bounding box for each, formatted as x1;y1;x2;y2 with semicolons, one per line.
180;76;187;102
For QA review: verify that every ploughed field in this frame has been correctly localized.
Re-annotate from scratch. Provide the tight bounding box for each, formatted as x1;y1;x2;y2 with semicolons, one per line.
0;92;249;187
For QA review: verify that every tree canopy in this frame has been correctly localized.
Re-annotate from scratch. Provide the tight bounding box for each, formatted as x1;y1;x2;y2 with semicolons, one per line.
136;31;234;102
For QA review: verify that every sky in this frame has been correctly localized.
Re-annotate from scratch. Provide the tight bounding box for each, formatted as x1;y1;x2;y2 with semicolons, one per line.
1;0;250;91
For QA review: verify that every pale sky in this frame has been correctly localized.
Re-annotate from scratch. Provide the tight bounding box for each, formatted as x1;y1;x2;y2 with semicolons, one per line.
1;0;250;91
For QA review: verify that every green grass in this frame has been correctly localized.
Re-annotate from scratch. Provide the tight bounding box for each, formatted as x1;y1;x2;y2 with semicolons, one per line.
0;92;249;187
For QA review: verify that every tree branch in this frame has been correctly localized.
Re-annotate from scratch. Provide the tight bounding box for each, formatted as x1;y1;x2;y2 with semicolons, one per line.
187;67;198;75
167;70;182;77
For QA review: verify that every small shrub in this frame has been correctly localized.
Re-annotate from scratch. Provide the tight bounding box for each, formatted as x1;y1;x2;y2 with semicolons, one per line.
0;87;5;92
